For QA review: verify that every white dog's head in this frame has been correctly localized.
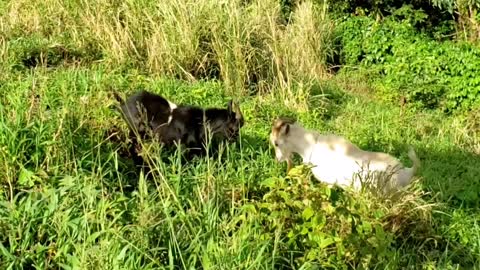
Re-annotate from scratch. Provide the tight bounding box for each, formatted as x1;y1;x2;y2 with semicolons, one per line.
270;117;296;171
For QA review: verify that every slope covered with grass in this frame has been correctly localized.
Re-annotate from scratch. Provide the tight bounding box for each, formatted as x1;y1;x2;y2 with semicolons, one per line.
1;0;480;269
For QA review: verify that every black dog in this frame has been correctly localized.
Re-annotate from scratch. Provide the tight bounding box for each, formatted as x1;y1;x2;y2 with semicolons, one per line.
113;90;244;168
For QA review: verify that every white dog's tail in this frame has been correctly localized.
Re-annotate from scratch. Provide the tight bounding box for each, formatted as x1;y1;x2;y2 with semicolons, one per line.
407;146;421;175
395;146;421;187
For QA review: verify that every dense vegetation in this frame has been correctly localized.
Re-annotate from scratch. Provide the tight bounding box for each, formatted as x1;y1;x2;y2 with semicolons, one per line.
1;0;479;269
336;7;480;111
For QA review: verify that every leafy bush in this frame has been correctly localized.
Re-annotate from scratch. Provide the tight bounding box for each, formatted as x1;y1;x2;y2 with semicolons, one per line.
337;14;480;111
245;165;434;269
329;0;455;36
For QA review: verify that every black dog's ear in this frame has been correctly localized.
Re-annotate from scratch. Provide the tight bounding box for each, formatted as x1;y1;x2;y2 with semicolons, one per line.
227;99;234;112
227;99;243;118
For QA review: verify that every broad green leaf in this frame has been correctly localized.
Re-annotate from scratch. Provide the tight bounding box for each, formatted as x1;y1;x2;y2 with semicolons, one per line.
18;168;35;188
319;237;335;249
260;177;277;188
302;207;314;220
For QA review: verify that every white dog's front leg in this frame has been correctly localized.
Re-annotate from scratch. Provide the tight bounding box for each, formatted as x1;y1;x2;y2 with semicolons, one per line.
286;158;293;173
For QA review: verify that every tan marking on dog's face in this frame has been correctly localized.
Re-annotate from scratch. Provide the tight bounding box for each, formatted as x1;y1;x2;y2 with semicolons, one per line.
270;117;295;162
270;118;286;147
271;117;295;140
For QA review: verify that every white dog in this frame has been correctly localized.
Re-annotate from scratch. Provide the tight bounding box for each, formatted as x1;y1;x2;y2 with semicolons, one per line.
269;118;421;192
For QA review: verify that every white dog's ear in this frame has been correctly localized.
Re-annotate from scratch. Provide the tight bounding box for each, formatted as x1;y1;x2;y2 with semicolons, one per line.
284;123;290;135
272;117;294;138
280;123;290;136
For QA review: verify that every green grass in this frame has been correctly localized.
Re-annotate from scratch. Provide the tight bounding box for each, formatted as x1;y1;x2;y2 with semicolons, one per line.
1;66;479;269
1;0;480;268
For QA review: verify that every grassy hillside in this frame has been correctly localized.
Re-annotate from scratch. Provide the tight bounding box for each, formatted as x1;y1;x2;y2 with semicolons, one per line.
1;0;480;269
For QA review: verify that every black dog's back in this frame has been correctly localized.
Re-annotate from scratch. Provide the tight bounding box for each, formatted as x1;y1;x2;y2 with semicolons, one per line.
154;105;203;147
113;89;244;170
117;90;172;138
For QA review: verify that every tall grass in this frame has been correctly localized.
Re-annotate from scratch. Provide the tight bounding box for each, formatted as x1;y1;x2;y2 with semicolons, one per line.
1;0;334;108
1;64;479;269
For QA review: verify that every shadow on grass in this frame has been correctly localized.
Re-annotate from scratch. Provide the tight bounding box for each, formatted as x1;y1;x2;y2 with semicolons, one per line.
417;146;480;208
372;140;480;265
383;140;480;209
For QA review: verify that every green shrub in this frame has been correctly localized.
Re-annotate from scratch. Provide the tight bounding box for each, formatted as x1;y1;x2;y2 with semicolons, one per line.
245;165;434;269
328;0;455;38
337;14;480;111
